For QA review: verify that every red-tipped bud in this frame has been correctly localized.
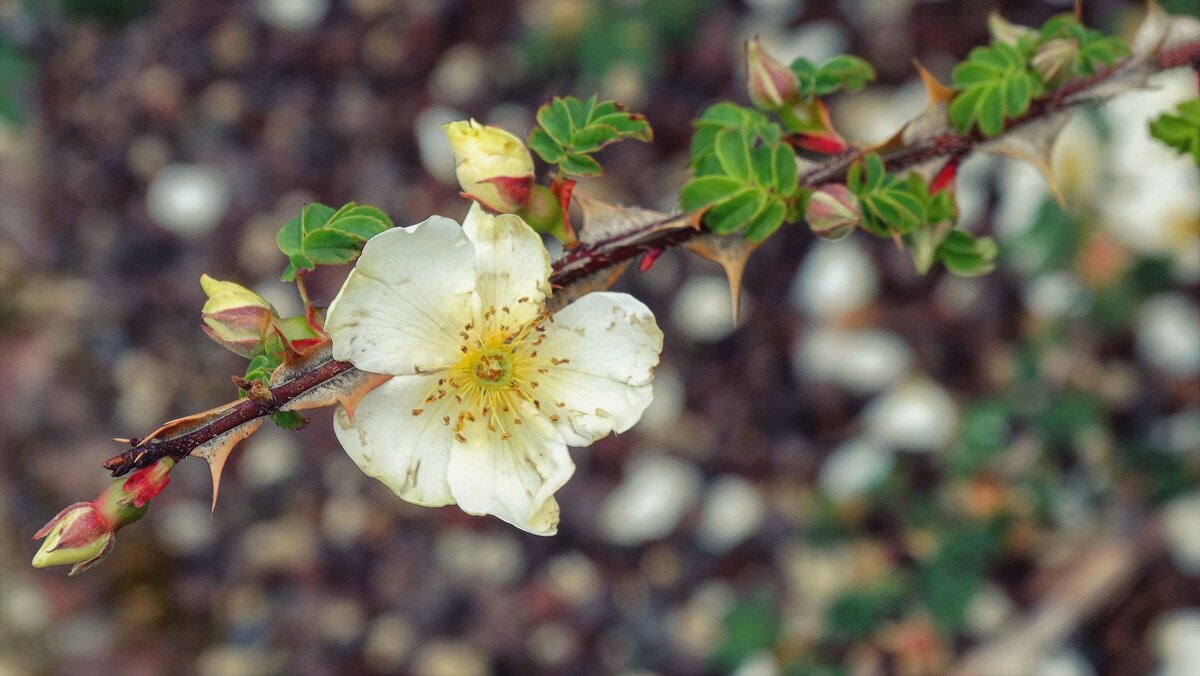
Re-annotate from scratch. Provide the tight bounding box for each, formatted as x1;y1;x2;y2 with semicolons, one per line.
200;274;276;358
33;458;175;575
805;185;861;241
444;119;536;213
746;38;799;111
32;503;115;575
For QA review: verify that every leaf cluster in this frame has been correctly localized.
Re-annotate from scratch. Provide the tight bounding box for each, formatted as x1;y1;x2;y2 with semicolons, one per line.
1037;14;1129;77
277;202;394;281
680;103;799;241
528;95;652;176
789;54;875;99
950;42;1043;137
950;14;1128;137
846;154;928;237
1149;99;1200;165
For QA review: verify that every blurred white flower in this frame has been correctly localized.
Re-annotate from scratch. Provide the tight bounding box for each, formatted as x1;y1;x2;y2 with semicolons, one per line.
325;203;663;535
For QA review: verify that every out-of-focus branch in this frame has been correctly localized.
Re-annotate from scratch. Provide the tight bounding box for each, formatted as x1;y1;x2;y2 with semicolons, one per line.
550;40;1200;290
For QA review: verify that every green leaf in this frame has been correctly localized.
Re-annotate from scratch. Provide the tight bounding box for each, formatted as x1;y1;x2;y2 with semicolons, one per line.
276;216;302;256
848;154;930;236
772;144;799;197
537;98;573;145
1037;13;1129;76
1149;100;1200;165
707;189;767;234
560;152;603;176
270;410;307;430
813;55;875;95
743;197;787;242
714;128;752;182
950;42;1041;137
570;124;620;153
937;230;998;276
302;229;362;264
326;204;393;240
527;127;564;163
531;96;653;174
680;175;745;211
300;202;337;236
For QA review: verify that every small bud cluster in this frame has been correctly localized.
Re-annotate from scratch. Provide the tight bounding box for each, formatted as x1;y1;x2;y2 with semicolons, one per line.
33;459;174;575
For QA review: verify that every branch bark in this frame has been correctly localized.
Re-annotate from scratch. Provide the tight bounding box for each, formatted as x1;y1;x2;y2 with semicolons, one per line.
103;40;1199;477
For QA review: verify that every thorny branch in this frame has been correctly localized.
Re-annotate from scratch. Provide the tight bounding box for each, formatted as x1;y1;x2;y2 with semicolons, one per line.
103;40;1200;477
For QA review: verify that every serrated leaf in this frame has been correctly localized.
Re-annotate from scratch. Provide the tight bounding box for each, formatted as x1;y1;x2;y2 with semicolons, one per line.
1149;100;1200;165
570;124;620;153
592;112;652;141
680;175;745;211
538;98;573;145
813;55;875;95
772;144;798;196
528;127;564;163
301;229;362;264
715;127;751;182
950;42;1040;137
326;205;392;240
560;152;603;176
276;216;302;256
743;196;787;242
300;202;337;236
707;189;767;234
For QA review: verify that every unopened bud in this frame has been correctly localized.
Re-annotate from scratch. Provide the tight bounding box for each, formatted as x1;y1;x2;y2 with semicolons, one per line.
988;13;1035;46
746;38;799;111
443;119;535;213
200;274;276;358
1032;38;1080;85
33;459;175;575
32;503;115;575
805;185;860;241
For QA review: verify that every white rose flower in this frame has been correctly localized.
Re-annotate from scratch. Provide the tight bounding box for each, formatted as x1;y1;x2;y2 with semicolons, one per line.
324;203;663;535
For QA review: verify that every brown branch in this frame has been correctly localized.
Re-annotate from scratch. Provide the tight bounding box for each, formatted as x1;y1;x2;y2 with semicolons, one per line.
104;40;1199;477
550;40;1200;288
103;358;356;476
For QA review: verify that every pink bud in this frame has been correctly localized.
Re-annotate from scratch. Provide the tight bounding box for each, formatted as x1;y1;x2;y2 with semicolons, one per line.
806;185;861;241
746;38;799;111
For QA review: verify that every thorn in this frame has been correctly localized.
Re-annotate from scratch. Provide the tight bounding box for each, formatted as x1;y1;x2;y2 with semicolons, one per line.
912;58;955;107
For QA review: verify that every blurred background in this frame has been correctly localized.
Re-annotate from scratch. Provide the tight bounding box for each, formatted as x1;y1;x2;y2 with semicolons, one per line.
1;0;1198;674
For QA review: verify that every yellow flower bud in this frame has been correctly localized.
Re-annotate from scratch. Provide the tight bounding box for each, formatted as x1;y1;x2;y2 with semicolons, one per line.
443;119;535;213
200;274;276;358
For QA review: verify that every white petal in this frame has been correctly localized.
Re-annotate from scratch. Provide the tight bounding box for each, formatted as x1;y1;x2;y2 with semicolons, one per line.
536;292;663;446
446;401;574;535
334;375;456;507
462;202;551;333
325;216;477;376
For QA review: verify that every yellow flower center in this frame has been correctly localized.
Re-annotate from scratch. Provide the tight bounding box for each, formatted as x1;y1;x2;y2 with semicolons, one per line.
410;306;570;444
